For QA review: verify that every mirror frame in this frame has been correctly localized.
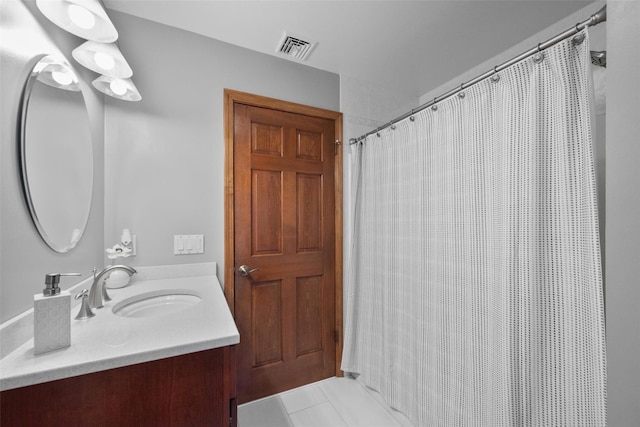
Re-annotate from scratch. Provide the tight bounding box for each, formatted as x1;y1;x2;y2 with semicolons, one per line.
18;54;94;253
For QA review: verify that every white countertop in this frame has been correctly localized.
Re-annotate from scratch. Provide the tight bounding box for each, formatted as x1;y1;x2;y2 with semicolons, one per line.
0;266;239;391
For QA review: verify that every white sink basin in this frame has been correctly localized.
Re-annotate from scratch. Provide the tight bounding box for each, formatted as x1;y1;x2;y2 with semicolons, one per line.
112;289;202;318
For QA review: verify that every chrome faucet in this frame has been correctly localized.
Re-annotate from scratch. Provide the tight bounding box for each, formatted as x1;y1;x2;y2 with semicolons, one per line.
89;265;137;309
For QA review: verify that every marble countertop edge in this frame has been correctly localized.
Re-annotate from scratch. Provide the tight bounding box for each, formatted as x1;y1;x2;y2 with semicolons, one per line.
1;333;240;391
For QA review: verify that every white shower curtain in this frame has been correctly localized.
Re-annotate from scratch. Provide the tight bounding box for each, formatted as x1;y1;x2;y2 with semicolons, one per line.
342;30;606;427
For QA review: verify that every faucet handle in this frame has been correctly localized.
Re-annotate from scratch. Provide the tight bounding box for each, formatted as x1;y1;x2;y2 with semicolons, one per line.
75;289;89;300
74;289;95;320
102;281;112;302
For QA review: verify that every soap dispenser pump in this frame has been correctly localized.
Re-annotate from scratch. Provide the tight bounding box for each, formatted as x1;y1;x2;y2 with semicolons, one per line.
34;273;80;355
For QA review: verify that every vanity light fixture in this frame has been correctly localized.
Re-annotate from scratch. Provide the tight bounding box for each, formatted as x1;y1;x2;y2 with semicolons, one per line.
72;41;133;78
36;0;118;43
33;55;81;92
92;75;141;101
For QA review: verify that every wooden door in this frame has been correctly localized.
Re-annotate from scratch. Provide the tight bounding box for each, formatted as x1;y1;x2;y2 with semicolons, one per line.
231;98;340;403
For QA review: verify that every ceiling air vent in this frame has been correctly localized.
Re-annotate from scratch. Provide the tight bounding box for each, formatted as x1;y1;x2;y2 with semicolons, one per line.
276;32;316;61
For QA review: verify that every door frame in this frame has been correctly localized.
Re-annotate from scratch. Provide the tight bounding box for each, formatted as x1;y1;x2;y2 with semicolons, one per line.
223;89;344;377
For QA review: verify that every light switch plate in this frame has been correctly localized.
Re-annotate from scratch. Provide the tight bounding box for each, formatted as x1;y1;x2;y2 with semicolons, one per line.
174;235;204;255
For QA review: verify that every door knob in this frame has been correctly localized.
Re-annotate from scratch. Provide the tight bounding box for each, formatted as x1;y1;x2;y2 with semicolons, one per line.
238;265;260;277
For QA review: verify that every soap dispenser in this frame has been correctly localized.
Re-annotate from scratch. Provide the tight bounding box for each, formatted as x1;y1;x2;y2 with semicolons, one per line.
34;273;79;355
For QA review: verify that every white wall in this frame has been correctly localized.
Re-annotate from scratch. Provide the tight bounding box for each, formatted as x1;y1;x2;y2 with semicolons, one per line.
0;2;339;325
419;2;606;104
605;1;640;425
0;0;104;324
103;11;340;287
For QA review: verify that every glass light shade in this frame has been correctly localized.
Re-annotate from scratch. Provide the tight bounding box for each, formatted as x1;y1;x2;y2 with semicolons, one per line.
94;52;115;69
67;4;95;29
92;75;141;101
72;41;133;78
36;0;118;42
33;56;81;92
51;70;73;86
109;79;127;95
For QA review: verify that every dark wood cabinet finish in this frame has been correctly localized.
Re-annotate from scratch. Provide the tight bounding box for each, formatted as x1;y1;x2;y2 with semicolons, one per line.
1;346;236;427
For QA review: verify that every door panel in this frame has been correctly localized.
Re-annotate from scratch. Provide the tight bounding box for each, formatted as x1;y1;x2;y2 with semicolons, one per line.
297;173;323;251
252;170;283;255
297;130;323;161
296;276;323;356
234;103;336;403
251;280;282;367
252;123;283;157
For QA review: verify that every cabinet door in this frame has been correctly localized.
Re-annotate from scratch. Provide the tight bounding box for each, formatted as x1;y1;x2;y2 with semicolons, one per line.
1;346;236;427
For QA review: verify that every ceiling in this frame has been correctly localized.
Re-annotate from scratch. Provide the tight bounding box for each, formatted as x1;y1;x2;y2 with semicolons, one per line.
103;0;594;97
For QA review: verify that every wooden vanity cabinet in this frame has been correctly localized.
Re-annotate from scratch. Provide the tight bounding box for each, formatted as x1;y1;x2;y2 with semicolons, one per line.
0;346;236;427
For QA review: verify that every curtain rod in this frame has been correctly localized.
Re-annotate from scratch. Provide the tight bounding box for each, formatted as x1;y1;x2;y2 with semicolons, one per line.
349;5;607;145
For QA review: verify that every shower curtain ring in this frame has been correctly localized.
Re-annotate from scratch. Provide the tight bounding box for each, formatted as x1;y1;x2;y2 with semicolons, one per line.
572;25;586;45
431;98;438;111
491;66;500;83
458;83;465;98
409;109;415;121
533;43;545;63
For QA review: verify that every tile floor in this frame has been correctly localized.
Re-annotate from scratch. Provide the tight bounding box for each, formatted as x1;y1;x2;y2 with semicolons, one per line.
238;377;416;427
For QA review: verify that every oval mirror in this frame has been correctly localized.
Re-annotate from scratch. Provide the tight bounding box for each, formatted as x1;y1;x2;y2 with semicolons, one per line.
19;54;93;253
